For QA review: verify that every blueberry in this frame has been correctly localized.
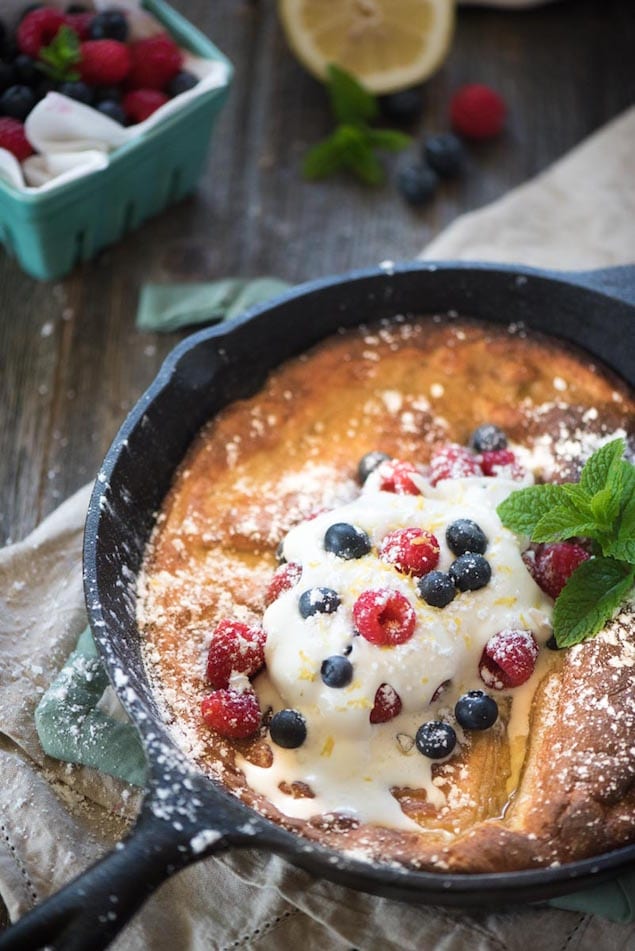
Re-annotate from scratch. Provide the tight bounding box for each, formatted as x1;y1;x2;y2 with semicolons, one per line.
320;655;354;688
449;553;492;591
397;162;439;206
378;86;425;122
96;100;126;125
13;55;39;88
470;423;508;452
167;70;199;98
455;690;498;730
424;132;465;178
66;3;90;10
89;11;128;42
0;85;36;121
446;519;488;556
299;587;341;618
357;450;390;484
415;721;456;759
94;86;122;104
0;62;16;94
416;570;456;608
324;522;371;560
269;709;307;748
58;81;93;106
545;634;563;651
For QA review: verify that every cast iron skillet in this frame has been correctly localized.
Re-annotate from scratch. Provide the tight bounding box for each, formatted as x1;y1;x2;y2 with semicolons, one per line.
2;262;635;951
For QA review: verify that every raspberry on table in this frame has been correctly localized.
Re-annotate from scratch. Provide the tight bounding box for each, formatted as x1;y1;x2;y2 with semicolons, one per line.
200;687;262;740
530;542;590;599
0;117;34;161
429;444;482;485
122;88;168;123
265;561;302;606
370;683;402;723
353;588;416;646
205;618;266;689
450;83;506;140
17;7;66;57
379;527;440;577
80;39;131;86
479;628;539;689
127;33;183;90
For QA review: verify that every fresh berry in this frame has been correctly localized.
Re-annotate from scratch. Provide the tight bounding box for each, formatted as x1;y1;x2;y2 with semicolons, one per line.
370;683;402;723
167;70;198;97
58;80;93;105
0;63;16;94
79;39;131;86
298;586;341;618
429;444;482;485
470;423;508;452
324;522;371;560
377;459;422;495
127;34;183;90
269;709;307;748
446;518;488;556
17;8;66;57
353;588;416;646
379;527;440;577
479;449;525;479
415;720;456;759
0;117;33;161
378;86;424;122
397;161;439;206
96;99;126;124
545;634;563;651
265;561;302;606
88;11;128;42
66;3;90;11
479;628;539;689
94;85;122;103
122;88;168;123
357;449;391;484
0;85;36;121
449;553;491;591
451;83;506;140
455;690;498;730
530;542;590;599
13;55;39;87
205;618;266;689
321;655;354;688
64;12;93;39
416;570;456;608
424;132;465;178
200;687;261;739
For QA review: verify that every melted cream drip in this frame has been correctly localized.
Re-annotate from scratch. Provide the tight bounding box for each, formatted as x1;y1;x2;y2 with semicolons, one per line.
239;476;553;830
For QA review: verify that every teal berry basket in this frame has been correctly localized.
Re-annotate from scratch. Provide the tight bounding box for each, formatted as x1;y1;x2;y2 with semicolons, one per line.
0;0;232;281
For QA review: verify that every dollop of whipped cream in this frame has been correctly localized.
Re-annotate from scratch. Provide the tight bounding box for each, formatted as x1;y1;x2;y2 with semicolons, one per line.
239;474;553;831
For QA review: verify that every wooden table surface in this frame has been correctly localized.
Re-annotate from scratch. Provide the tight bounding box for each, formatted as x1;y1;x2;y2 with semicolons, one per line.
2;0;634;546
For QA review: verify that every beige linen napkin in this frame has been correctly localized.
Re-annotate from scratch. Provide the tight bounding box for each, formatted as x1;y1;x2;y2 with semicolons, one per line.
1;108;635;950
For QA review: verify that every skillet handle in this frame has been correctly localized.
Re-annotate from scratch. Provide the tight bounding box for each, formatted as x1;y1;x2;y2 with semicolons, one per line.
568;264;635;307
0;800;230;951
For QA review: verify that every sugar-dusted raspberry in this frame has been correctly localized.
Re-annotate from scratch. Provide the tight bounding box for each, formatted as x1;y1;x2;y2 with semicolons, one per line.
479;628;538;690
205;618;266;689
265;561;302;606
17;7;66;57
122;88;168;123
80;39;131;85
127;34;183;90
200;687;261;739
429;444;482;485
479;449;525;480
353;588;416;646
0;117;34;162
530;542;590;599
370;683;402;723
377;459;423;495
451;84;506;140
379;527;440;577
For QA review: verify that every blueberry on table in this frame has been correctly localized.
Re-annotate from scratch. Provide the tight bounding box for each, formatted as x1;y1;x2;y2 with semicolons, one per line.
357;450;391;484
415;721;457;759
324;522;371;560
298;586;341;618
416;570;456;608
96;100;126;125
0;85;36;121
167;71;199;98
424;133;465;178
269;709;307;748
470;423;508;452
378;86;425;122
449;553;491;591
397;162;439;206
321;655;354;688
446;518;488;556
455;690;498;730
89;11;128;42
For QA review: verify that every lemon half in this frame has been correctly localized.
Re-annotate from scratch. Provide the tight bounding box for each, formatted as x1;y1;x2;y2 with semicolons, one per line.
278;0;456;94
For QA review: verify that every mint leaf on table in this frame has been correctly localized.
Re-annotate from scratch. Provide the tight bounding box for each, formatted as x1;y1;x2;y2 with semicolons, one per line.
38;25;81;82
327;63;378;125
303;125;384;184
552;557;635;648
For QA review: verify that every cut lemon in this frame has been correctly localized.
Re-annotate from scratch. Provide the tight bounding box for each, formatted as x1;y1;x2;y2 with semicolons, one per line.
278;0;455;95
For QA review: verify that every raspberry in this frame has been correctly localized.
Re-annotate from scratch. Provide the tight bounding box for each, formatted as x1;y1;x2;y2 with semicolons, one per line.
17;8;66;57
205;619;266;689
479;628;538;690
64;12;93;40
451;84;506;140
479;449;525;480
122;89;168;123
429;444;482;485
200;687;261;739
0;118;34;162
127;34;183;90
379;527;440;577
265;562;302;606
377;459;423;495
353;588;416;646
370;683;402;724
80;40;131;86
530;542;590;599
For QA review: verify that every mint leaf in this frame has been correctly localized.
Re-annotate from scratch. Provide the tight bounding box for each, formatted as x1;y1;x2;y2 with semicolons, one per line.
553;557;634;647
580;437;625;494
303;130;349;179
38;25;81;82
327;64;378;125
531;505;599;543
496;483;568;536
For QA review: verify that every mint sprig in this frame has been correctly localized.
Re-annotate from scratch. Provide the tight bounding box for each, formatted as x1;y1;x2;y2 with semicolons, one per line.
497;438;635;647
302;65;411;185
38;26;82;83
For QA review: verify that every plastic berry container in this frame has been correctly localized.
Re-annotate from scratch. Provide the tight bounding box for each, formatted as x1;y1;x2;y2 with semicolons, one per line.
0;0;232;281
